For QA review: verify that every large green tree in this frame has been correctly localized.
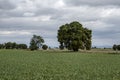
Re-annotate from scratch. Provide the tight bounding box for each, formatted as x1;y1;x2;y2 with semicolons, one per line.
57;21;92;51
29;35;44;50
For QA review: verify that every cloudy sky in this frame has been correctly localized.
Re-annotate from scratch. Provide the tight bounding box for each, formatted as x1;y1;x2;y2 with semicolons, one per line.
0;0;120;48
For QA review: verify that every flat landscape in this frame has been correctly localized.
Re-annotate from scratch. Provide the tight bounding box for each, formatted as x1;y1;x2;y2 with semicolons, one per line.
0;49;120;80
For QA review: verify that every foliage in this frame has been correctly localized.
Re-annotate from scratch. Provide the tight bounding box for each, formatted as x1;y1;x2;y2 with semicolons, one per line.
18;44;27;49
29;35;44;51
0;44;4;49
42;44;48;50
113;44;117;50
4;42;14;49
57;21;92;51
113;44;120;51
117;45;120;50
0;42;27;49
0;50;120;80
29;39;38;51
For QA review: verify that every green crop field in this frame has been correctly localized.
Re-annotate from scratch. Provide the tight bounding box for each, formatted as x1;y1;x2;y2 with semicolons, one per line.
0;50;120;80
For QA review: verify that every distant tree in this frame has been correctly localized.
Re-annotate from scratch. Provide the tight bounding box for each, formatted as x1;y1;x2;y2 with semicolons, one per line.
15;44;19;49
5;42;12;49
0;44;2;49
3;42;27;49
29;39;38;50
117;45;120;50
92;46;97;49
29;35;44;50
49;47;51;49
57;21;92;51
42;44;48;50
0;44;4;49
113;44;117;51
4;42;17;49
18;44;27;49
11;42;17;49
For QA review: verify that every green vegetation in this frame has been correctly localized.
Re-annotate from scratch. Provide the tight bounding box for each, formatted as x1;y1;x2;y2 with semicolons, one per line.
0;50;120;80
113;44;120;51
57;21;92;51
0;42;27;49
29;35;44;51
42;44;48;50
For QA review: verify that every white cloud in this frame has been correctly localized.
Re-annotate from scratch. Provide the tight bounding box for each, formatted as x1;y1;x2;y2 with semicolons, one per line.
54;0;66;9
39;16;51;21
101;8;120;18
23;12;35;17
0;30;32;36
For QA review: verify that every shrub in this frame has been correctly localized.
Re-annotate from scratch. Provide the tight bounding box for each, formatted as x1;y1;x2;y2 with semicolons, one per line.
42;45;48;50
113;44;117;51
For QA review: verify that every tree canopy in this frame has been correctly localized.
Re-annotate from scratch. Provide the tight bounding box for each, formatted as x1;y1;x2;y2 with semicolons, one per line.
29;35;44;50
57;21;92;51
113;44;120;51
42;44;48;50
0;42;27;49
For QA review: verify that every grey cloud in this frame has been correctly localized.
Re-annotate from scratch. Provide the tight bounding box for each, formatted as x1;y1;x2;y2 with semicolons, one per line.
35;8;58;16
93;30;120;39
102;16;120;26
0;0;120;47
0;6;59;18
64;0;120;6
50;6;102;22
0;0;16;10
0;10;24;18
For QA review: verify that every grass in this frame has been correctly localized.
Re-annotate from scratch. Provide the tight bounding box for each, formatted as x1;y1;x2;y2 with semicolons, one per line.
0;50;120;80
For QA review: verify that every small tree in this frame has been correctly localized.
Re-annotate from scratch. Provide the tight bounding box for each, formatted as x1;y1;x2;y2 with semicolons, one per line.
42;44;48;50
29;39;38;50
29;35;44;51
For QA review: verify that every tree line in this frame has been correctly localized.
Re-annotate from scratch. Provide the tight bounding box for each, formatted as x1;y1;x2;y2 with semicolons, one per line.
0;35;48;50
0;21;92;51
0;40;48;50
0;42;27;49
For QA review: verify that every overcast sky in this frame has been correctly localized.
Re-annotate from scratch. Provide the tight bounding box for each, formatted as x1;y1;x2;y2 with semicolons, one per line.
0;0;120;48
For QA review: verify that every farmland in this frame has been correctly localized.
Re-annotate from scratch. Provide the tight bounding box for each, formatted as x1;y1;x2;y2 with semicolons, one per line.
0;50;120;80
